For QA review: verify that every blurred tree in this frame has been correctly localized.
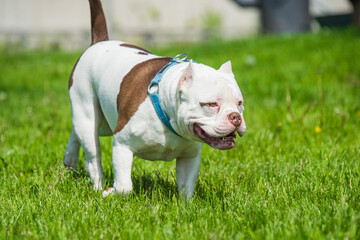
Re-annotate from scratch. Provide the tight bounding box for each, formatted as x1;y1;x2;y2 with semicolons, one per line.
231;0;310;34
349;0;360;26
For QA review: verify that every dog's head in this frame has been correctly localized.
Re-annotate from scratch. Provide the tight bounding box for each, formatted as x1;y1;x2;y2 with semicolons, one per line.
176;61;246;150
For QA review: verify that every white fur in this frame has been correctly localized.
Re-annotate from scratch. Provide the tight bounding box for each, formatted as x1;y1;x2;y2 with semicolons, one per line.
64;40;246;198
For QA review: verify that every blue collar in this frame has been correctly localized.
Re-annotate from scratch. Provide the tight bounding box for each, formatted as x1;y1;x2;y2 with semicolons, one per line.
147;54;192;137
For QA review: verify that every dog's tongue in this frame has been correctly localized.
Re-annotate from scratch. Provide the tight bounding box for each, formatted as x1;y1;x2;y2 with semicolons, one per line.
194;125;236;150
208;138;236;150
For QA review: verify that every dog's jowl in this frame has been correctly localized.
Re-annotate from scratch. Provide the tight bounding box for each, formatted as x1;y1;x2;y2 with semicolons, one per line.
64;0;246;198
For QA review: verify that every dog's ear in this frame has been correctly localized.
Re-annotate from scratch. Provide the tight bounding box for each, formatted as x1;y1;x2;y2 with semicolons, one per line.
179;60;194;90
219;61;234;76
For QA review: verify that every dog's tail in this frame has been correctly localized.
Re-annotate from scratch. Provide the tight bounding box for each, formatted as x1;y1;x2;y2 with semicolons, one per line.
89;0;109;45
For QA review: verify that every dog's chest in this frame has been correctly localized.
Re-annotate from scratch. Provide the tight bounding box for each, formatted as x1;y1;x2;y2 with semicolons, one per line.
120;113;201;161
134;138;202;161
135;145;187;161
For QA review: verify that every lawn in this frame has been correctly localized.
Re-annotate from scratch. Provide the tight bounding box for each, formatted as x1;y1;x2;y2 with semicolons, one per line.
0;28;360;239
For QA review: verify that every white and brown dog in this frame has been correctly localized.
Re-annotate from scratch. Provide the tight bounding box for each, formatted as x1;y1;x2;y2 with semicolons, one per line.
64;0;246;198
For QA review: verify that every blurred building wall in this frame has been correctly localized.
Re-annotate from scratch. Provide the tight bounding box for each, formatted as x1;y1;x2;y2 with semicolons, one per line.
0;0;259;50
311;0;352;16
0;0;353;50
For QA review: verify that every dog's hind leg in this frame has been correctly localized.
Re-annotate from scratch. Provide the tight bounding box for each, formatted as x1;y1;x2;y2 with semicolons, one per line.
64;129;80;169
70;90;105;191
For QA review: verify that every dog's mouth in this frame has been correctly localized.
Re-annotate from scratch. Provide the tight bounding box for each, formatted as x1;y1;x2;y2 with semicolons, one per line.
193;124;236;150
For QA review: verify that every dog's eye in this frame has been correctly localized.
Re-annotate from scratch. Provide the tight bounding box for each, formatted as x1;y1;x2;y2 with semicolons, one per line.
207;102;218;108
238;101;243;107
200;102;218;108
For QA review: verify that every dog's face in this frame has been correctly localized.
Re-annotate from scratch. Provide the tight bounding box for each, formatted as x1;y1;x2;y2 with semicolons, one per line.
177;61;246;150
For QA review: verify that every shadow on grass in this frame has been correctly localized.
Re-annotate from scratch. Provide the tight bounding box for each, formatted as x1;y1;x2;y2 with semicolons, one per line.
65;165;233;202
66;167;178;199
131;173;178;199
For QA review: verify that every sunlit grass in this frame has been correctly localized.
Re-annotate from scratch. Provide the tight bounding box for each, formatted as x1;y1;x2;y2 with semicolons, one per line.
1;28;360;239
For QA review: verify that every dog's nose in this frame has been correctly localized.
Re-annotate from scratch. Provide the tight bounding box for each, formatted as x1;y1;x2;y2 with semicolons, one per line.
228;112;241;127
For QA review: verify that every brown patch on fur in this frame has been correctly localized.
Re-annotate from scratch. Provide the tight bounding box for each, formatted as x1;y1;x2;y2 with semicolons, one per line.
89;0;109;45
68;57;81;90
120;43;152;54
113;57;172;134
138;51;148;55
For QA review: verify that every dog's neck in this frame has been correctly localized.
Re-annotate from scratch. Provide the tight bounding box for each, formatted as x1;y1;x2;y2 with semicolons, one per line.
158;62;191;137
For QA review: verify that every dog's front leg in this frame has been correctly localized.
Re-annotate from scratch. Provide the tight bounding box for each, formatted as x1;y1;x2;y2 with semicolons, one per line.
176;154;201;199
102;141;134;198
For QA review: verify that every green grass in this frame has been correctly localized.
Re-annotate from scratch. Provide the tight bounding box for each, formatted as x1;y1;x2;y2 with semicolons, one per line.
1;28;360;239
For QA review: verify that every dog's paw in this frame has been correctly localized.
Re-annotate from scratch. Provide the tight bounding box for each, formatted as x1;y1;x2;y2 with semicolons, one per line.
102;186;133;198
102;187;116;198
63;154;79;169
93;180;104;192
